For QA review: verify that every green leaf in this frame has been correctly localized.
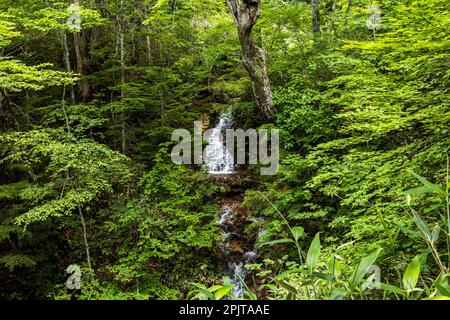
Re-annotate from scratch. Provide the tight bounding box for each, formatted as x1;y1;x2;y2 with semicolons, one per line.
208;285;223;292
262;284;279;292
313;272;332;282
222;276;232;287
306;233;321;274
330;288;346;300
435;282;450;297
431;225;440;244
402;171;445;196
411;172;445;195
423;296;450;300
0;254;36;271
433;274;450;297
403;256;421;291
274;268;305;279
244;290;257;300
291;226;304;242
403;186;434;196
349;248;381;289
328;257;342;279
256;238;294;249
411;210;432;240
379;283;406;296
189;283;215;300
215;285;233;300
275;280;298;296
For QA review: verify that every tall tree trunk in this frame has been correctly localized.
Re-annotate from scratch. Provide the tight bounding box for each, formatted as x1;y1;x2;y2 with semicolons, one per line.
312;0;321;33
119;0;127;153
72;0;89;102
146;34;152;65
226;0;274;120
327;0;337;32
60;30;75;104
60;30;73;134
137;2;153;66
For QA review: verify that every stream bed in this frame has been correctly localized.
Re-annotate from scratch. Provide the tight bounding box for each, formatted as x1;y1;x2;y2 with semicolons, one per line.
205;111;257;299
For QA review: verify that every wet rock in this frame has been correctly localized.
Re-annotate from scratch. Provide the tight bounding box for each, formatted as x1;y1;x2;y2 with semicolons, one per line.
209;172;258;196
226;240;244;254
216;191;259;298
201;113;210;132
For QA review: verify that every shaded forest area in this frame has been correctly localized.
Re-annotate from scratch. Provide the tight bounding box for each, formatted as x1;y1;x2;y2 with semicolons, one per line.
1;0;450;300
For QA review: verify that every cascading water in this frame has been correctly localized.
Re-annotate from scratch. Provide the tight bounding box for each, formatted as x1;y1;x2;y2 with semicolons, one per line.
204;111;235;175
218;204;256;299
206;110;257;299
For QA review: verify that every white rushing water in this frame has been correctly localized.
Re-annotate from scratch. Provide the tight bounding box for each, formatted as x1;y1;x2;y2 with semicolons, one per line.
227;250;258;299
218;205;256;299
208;111;256;299
204;111;235;174
228;261;245;298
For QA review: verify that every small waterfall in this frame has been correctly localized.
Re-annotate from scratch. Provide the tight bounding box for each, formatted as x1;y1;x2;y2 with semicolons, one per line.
204;111;235;174
217;204;256;299
206;110;257;299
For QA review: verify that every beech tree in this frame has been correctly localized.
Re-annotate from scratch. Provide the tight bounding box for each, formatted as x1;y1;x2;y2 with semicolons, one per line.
226;0;274;119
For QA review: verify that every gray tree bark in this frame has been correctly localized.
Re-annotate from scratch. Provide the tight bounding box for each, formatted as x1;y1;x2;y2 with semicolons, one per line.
60;30;73;134
60;30;76;104
119;0;127;153
72;0;90;102
312;0;321;33
226;0;275;120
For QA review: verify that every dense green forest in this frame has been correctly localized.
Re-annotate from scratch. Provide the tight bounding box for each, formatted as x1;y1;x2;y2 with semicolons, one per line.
1;0;450;300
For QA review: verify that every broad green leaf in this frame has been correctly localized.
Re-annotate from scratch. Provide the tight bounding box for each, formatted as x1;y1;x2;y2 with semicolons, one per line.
379;283;406;296
215;285;233;300
423;296;450;300
275;280;298;296
330;288;346;300
328;257;342;279
190;283;215;300
349;248;381;289
403;186;436;196
411;171;445;196
291;226;304;242
208;285;224;292
435;282;450;297
402;171;445;196
434;274;450;297
403;256;421;291
198;290;215;300
313;272;332;282
306;233;321;274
